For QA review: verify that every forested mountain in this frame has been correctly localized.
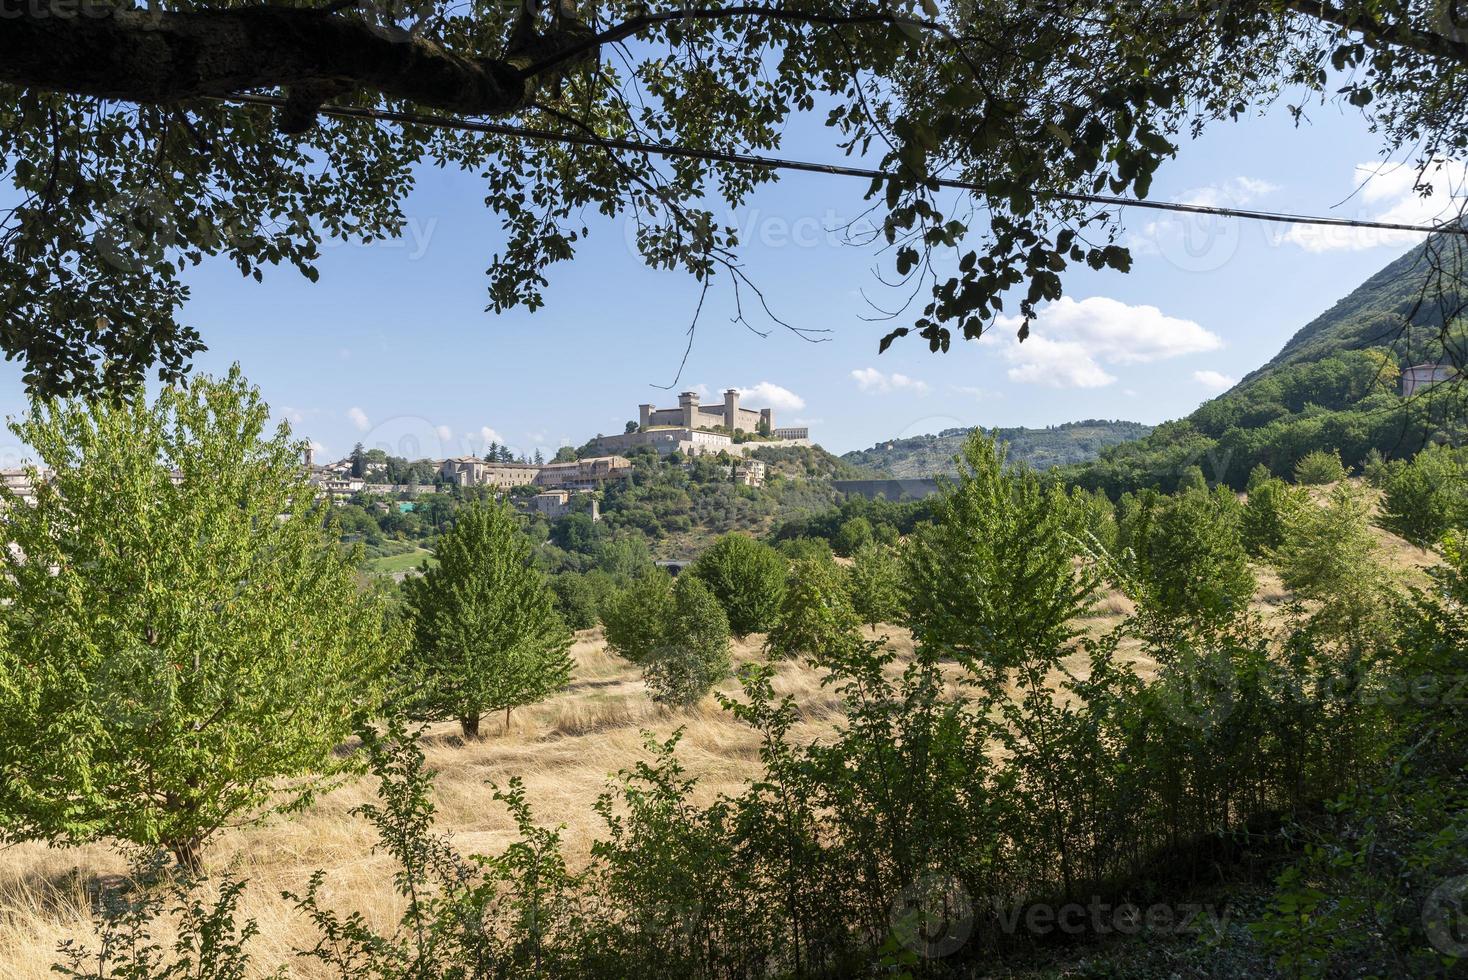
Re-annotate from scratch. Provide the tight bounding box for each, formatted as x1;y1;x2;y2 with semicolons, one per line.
1064;235;1468;495
841;420;1153;477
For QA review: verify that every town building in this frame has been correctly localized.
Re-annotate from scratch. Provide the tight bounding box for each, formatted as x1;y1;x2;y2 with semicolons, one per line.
1402;362;1457;397
528;489;601;520
438;456;540;488
533;455;632;490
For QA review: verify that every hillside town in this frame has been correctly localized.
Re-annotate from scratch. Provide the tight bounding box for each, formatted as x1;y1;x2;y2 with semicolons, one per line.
301;387;805;519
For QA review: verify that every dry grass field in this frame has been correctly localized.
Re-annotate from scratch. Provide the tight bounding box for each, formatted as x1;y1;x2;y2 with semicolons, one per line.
0;500;1439;978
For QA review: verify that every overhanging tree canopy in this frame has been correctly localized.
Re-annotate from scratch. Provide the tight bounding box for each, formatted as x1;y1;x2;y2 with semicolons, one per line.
2;0;1466;396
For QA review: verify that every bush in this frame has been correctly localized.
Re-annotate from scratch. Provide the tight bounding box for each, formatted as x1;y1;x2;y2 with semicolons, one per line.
1274;481;1394;648
831;516;874;557
689;533;787;634
0;369;395;872
551;569;619;631
402;502;573;738
1124;485;1255;631
765;557;860;659
847;541;904;627
1241;473;1307;556
601;572;674;664
642;576;732;706
1294;448;1347;485
1381;443;1467;545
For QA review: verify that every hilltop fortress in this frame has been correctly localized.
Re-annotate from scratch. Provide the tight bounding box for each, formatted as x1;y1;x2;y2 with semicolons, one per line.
594;389;810;457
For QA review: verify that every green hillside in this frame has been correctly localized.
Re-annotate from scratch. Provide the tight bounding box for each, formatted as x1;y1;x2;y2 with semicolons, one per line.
1066;235;1468;496
841;420;1153;477
1248;234;1468;378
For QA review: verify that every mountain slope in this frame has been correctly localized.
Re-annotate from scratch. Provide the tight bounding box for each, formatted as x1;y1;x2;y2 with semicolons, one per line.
1240;234;1467;382
1068;235;1468;495
841;420;1153;477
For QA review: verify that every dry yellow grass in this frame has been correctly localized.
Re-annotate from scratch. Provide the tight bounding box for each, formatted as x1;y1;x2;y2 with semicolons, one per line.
0;520;1438;977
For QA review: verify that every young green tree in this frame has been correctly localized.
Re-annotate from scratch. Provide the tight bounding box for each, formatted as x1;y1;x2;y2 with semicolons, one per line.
847;541;904;628
601;572;675;666
1274;482;1395;649
642;576;732;707
1294;449;1348;485
1242;470;1308;557
402;502;572;739
0;369;395;872
688;533;787;635
1381;443;1467;545
831;516;874;557
765;557;861;660
904;434;1097;676
1126;486;1255;632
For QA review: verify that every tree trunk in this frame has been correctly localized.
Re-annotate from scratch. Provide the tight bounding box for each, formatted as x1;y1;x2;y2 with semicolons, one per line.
504;706;512;733
460;713;482;740
169;837;205;876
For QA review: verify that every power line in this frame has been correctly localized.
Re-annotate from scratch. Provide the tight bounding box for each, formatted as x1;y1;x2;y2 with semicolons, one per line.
217;93;1468;238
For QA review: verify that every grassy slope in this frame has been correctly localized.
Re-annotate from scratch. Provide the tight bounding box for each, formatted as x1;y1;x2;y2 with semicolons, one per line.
361;546;435;577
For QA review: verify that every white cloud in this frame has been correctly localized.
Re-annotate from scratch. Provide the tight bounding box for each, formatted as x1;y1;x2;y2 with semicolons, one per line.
347;406;370;432
309;440;328;456
986;296;1220;389
480;426;504;447
278;405;307;427
1193;370;1236;392
434;424;452;441
1283;160;1468;252
850;368;930;395
739;381;807;411
1130;177;1278;267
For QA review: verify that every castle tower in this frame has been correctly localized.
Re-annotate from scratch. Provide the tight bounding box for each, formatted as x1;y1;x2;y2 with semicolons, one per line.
760;408;773;434
678;390;700;429
723;388;740;430
639;403;653;430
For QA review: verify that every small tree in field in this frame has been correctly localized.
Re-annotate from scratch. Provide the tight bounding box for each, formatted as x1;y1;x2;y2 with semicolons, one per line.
1126;486;1255;633
601;572;675;665
402;502;572;739
1242;470;1307;557
766;557;861;660
643;576;732;707
689;533;787;635
848;541;904;628
0;369;395;872
1294;449;1347;486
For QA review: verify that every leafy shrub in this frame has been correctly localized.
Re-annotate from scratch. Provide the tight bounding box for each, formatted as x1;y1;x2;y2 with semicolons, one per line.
831;516;874;556
847;541;904;628
765;556;859;659
601;572;674;665
1122;485;1255;632
643;576;732;706
688;533;787;634
1294;448;1347;485
1381;443;1467;545
1241;472;1307;556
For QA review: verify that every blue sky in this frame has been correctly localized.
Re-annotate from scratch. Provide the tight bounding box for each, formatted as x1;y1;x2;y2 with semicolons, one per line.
3;96;1464;461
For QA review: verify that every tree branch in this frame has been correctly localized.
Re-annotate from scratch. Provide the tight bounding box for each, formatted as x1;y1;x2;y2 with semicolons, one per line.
0;2;596;118
1285;0;1468;64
